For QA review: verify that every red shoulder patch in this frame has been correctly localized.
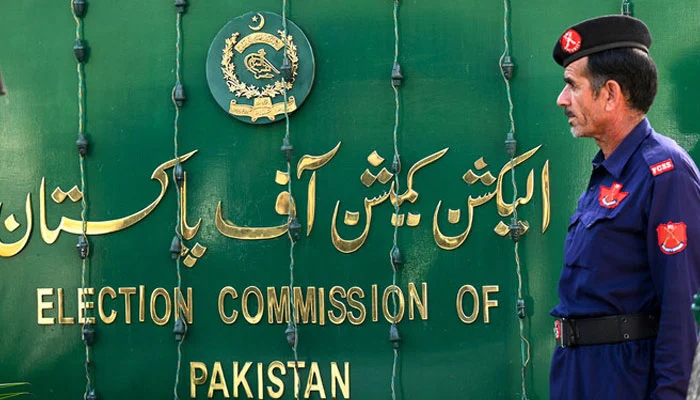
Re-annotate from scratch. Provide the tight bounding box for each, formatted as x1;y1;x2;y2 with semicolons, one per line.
650;159;674;176
599;182;628;209
560;29;582;53
656;222;687;255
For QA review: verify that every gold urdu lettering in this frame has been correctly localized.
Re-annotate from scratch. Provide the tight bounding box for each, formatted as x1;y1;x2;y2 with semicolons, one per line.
208;361;231;398
174;287;193;324
346;287;366;325
37;288;55;325
483;285;499;324
304;362;326;399
242;287;264;324
293;287;317;324
218;286;239;324
77;288;95;324
190;362;208;398
267;287;290;324
267;361;286;399
331;362;350;399
119;287;137;324
58;288;75;324
233;362;253;398
456;285;479;324
327;286;347;325
98;287;117;324
382;285;405;323
150;287;172;326
287;361;306;399
408;282;428;320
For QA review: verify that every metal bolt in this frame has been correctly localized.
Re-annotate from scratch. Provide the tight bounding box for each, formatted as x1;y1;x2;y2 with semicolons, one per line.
501;55;515;80
392;154;401;174
73;39;87;63
509;217;521;243
72;0;87;18
173;163;184;187
77;235;89;259
517;298;526;319
173;318;186;342
285;321;296;347
389;323;401;349
391;245;403;270
391;62;403;87
174;0;187;14
173;83;186;107
169;235;182;260
504;131;517;158
82;323;95;346
280;57;293;82
76;132;89;156
281;137;294;162
289;217;302;242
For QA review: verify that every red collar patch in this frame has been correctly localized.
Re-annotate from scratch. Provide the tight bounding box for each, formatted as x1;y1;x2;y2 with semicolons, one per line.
650;159;674;176
561;29;582;53
657;222;687;255
599;182;628;209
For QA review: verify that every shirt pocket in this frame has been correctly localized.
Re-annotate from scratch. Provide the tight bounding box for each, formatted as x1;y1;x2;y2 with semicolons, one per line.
564;207;624;268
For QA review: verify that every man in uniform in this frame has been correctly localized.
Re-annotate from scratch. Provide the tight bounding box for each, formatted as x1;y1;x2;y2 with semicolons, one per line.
549;15;700;399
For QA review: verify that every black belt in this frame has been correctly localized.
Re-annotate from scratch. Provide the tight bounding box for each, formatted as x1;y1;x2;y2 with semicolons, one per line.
554;314;659;348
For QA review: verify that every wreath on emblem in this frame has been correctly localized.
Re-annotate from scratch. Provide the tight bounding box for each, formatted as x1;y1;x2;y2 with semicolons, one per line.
220;31;299;99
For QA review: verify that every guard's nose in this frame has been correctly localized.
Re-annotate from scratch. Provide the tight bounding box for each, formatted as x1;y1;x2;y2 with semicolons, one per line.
556;86;570;107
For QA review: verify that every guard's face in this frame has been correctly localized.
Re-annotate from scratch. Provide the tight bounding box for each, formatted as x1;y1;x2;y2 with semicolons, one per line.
556;57;606;138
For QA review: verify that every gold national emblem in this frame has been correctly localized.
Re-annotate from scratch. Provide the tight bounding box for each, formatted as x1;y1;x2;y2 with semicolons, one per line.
206;12;314;125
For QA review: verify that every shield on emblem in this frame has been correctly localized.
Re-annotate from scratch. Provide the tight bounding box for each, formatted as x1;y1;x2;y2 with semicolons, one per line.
656;222;688;255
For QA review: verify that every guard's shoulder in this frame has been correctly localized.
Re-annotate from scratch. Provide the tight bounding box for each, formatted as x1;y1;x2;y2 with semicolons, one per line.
641;131;698;178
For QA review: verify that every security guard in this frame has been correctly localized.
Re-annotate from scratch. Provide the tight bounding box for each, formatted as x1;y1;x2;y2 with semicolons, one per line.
550;16;700;399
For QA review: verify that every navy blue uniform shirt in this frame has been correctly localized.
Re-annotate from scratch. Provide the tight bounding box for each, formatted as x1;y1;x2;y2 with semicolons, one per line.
550;119;700;399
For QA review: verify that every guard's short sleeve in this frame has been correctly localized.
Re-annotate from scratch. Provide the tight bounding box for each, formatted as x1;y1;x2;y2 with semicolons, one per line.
646;155;700;399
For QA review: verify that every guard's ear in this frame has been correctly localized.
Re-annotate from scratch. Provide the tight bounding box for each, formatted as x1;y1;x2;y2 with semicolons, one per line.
602;80;624;111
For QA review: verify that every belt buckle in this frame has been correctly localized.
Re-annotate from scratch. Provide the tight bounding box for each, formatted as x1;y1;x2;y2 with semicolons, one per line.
554;319;565;348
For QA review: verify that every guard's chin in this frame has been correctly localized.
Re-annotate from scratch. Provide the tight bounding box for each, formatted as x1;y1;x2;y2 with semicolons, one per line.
570;127;583;138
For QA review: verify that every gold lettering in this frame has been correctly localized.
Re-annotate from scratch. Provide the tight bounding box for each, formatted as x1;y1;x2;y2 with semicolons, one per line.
371;284;378;322
174;287;194;324
382;285;405;323
190;362;208;398
408;282;428;320
304;362;326;399
242;287;264;324
287;361;306;399
119;287;137;324
150;287;172;326
267;361;285;399
346;287;366;325
318;288;325;326
139;285;146;322
331;362;350;399
218;287;239;324
267;287;290;324
37;288;55;325
78;287;95;324
58;288;75;324
456;285;479;324
257;362;263;400
98;287;117;324
294;287;317;324
208;361;230;398
328;286;346;325
233;362;253;398
483;285;499;324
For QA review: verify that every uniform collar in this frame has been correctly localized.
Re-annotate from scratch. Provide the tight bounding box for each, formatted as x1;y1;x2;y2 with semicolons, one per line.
592;118;652;178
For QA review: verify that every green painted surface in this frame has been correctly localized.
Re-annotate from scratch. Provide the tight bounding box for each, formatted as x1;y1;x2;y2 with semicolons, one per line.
0;1;698;399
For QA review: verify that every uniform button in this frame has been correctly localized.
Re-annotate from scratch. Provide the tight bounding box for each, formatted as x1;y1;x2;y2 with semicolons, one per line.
588;187;595;192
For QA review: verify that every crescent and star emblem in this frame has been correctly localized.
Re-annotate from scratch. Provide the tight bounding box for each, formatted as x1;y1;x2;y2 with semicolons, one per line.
249;13;265;31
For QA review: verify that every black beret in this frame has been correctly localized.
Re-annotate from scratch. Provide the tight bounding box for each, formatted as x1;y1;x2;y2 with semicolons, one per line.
553;15;652;67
